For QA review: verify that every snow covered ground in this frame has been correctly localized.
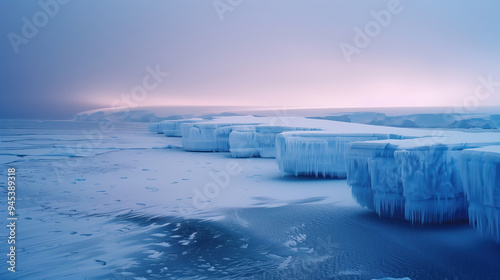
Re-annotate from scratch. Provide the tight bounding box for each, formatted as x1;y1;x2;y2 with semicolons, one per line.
1;118;500;279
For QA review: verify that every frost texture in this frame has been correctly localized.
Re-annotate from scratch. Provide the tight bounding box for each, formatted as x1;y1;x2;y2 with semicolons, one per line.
229;126;320;158
276;132;398;178
460;146;500;242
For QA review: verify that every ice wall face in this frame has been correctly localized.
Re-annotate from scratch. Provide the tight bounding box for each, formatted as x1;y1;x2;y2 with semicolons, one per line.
148;122;162;134
394;146;468;224
276;132;393;178
181;123;232;152
461;146;500;242
181;123;259;152
346;142;401;215
346;137;500;224
229;126;320;158
369;149;405;219
228;127;260;158
160;119;201;137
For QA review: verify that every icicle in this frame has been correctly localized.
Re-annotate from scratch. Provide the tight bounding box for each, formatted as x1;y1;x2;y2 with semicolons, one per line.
351;185;375;210
228;126;319;158
373;191;405;219
468;203;500;243
180;123;237;152
369;155;405;218
276;132;387;178
404;197;468;224
228;129;258;158
346;141;398;212
346;140;476;224
461;147;500;242
395;146;468;224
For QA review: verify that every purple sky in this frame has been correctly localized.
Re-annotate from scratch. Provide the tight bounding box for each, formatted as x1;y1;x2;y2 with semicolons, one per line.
2;0;500;119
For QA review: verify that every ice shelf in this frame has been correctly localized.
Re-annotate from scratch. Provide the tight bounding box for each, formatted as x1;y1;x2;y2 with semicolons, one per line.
346;135;500;224
346;141;403;216
147;115;500;233
181;123;260;152
276;132;405;178
395;144;468;224
160;119;202;137
460;146;500;242
229;126;320;158
147;122;162;134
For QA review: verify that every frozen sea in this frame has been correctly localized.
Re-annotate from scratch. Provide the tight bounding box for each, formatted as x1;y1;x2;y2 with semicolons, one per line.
1;120;500;280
